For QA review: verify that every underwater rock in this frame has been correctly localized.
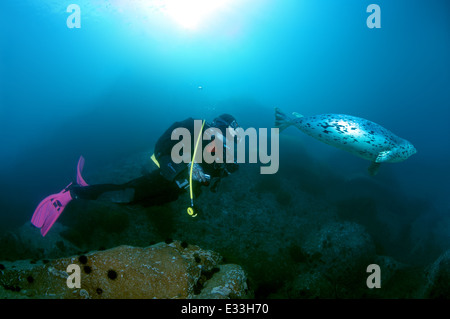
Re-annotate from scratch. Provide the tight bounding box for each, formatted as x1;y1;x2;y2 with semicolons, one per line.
0;241;250;299
283;271;335;299
373;255;407;286
194;264;251;299
0;223;80;261
424;249;450;298
300;221;376;297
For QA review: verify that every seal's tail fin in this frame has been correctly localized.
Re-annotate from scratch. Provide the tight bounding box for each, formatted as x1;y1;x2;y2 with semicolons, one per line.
275;108;296;132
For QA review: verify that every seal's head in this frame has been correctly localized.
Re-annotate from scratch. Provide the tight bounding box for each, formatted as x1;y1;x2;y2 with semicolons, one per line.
392;139;417;162
404;140;417;157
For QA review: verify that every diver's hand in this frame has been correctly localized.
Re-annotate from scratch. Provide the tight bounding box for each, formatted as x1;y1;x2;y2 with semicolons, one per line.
189;163;210;183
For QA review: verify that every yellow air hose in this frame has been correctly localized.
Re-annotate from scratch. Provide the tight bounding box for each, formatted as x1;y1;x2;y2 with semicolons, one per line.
187;120;205;217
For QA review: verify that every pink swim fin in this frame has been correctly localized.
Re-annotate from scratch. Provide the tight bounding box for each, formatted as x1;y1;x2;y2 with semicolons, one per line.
31;155;88;237
77;156;89;187
31;184;73;236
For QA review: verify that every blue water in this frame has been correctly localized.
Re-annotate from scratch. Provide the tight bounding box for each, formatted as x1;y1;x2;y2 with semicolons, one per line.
0;0;449;240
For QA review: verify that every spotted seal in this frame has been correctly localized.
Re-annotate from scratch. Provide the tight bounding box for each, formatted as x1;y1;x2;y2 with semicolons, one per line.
275;108;416;175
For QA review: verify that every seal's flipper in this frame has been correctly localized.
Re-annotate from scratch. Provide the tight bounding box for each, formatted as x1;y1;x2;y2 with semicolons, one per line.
368;162;381;176
375;150;393;163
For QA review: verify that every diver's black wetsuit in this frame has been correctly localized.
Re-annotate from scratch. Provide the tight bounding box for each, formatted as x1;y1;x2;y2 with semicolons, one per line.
70;117;238;206
70;171;184;206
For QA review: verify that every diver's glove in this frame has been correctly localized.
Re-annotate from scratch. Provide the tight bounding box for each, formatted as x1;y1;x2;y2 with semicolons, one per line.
189;162;211;184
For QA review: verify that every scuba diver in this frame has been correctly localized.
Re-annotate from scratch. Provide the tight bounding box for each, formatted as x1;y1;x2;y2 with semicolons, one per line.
31;114;241;237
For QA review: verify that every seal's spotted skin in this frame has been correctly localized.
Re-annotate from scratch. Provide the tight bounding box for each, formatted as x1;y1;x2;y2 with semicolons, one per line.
275;108;416;175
